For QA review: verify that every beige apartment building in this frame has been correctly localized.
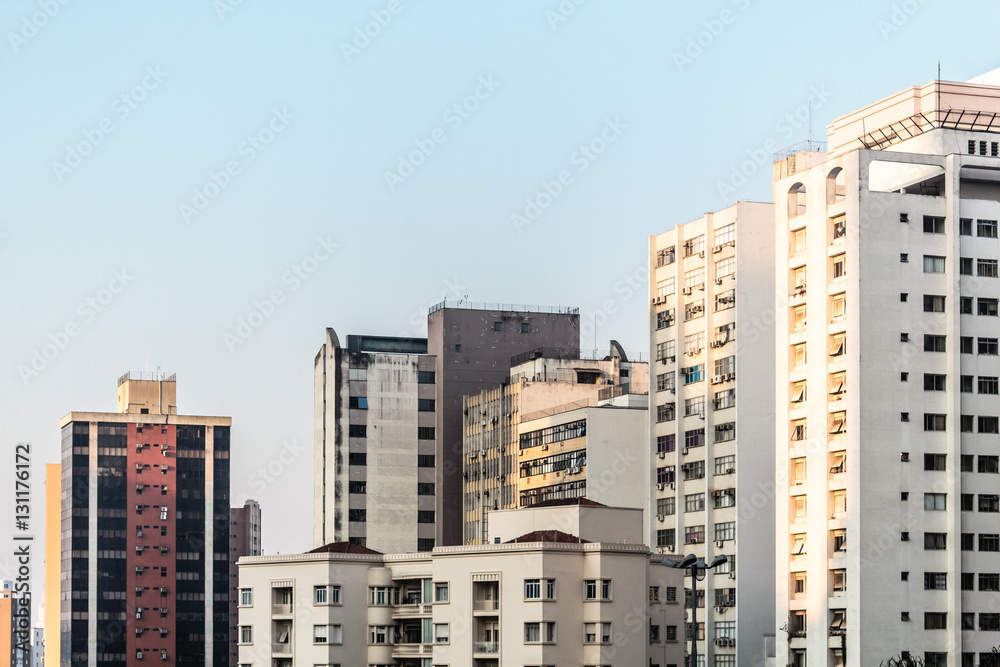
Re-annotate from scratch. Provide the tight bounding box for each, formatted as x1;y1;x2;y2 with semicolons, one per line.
462;344;648;545
238;503;684;667
649;201;777;666
774;74;1000;667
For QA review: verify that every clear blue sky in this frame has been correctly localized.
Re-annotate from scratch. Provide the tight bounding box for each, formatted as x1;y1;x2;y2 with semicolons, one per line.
1;0;997;606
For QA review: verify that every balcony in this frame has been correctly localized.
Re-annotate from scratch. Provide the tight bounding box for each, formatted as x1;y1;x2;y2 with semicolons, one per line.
393;603;433;619
271;642;291;655
474;641;500;655
271;603;292;615
474;598;500;613
392;642;432;659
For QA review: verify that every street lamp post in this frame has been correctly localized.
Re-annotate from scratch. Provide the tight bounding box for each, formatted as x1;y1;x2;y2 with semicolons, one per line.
663;553;728;667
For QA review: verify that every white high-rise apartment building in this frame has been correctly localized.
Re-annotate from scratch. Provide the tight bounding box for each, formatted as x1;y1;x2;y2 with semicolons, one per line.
774;75;1000;667
649;201;776;665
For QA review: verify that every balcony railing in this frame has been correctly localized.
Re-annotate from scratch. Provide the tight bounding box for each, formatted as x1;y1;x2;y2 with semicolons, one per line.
271;603;292;615
474;641;500;654
271;642;291;655
473;598;499;612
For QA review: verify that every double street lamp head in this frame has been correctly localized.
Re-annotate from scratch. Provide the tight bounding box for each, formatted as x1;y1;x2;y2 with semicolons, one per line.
662;552;728;571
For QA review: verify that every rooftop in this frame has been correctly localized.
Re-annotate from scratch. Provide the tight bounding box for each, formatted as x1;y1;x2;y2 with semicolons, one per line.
428;300;579;315
308;541;383;555
529;497;606;509
117;371;175;386
505;529;590;544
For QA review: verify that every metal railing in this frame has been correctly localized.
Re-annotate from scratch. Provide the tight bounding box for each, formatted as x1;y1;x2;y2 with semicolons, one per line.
118;371;176;386
473;641;500;654
773;140;828;162
473;598;500;611
429;300;579;315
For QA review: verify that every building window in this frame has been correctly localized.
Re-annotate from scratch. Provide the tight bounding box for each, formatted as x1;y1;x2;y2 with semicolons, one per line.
715;289;735;311
417;399;435;412
924;613;947;630
493;321;503;332
831;253;846;280
656;496;675;516
584;622;612;644
924;414;947;432
348;425;367;438
434;623;450;644
348;368;367;381
684;493;705;513
685;525;705;544
980;456;1000;473
924;374;946;391
524;579;555;600
961;257;974;275
313;624;329;644
714;388;735;410
656;403;676;423
924;453;946;470
657;309;676;330
524;621;555;643
239;626;252;644
980;495;1000;513
418;510;435;523
347;452;366;466
924;533;947;550
684;234;705;257
368;625;391;645
417;427;435;440
715;256;735;278
681;460;705;480
794;342;808;366
980;298;1000;316
981;338;1000;355
239;588;252;607
656;434;676;454
682;365;705;384
348;509;366;522
979;219;999;238
348;396;368;409
980;259;999;278
685;396;705;418
715;223;735;246
923;295;946;313
656;276;676;297
791;227;806;253
832;569;846;591
715;455;735;476
685;428;705;449
685;300;706;320
923;216;946;233
924;572;947;590
584;579;611;601
657;246;676;266
417;483;434;495
924;493;946;511
714;521;735;541
923;255;946;273
656;466;675;484
656;529;675;548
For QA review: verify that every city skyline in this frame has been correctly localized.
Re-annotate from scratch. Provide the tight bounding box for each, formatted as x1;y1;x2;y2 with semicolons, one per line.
2;3;1000;632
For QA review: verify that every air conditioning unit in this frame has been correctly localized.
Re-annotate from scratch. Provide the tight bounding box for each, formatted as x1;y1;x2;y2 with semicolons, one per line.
682;287;692;296
657;514;665;522
715;540;725;548
667;355;675;362
666;544;675;552
669;482;675;490
658;452;666;459
713;244;723;254
541;444;548;451
569;467;581;475
715;605;726;614
711;375;724;385
726;468;735;474
729;572;736;579
714;277;723;285
699;251;706;258
726;372;736;381
656;483;665;490
682;447;689;455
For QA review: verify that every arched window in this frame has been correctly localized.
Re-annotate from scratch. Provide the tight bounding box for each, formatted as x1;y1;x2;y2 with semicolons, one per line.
827;168;846;204
788;183;806;217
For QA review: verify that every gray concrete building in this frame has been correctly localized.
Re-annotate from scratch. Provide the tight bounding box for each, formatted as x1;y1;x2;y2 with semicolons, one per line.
314;301;580;553
229;499;261;666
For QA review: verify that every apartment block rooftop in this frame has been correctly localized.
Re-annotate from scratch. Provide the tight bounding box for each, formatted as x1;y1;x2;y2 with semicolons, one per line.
428;300;579;315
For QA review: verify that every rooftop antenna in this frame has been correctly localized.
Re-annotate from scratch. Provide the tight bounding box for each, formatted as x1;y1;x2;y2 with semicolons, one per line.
937;60;942;125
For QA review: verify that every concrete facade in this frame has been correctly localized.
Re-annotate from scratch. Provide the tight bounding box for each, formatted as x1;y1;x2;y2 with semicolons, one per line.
774;77;1000;667
650;201;777;666
229;500;262;666
316;303;581;553
427;302;581;547
239;505;684;667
